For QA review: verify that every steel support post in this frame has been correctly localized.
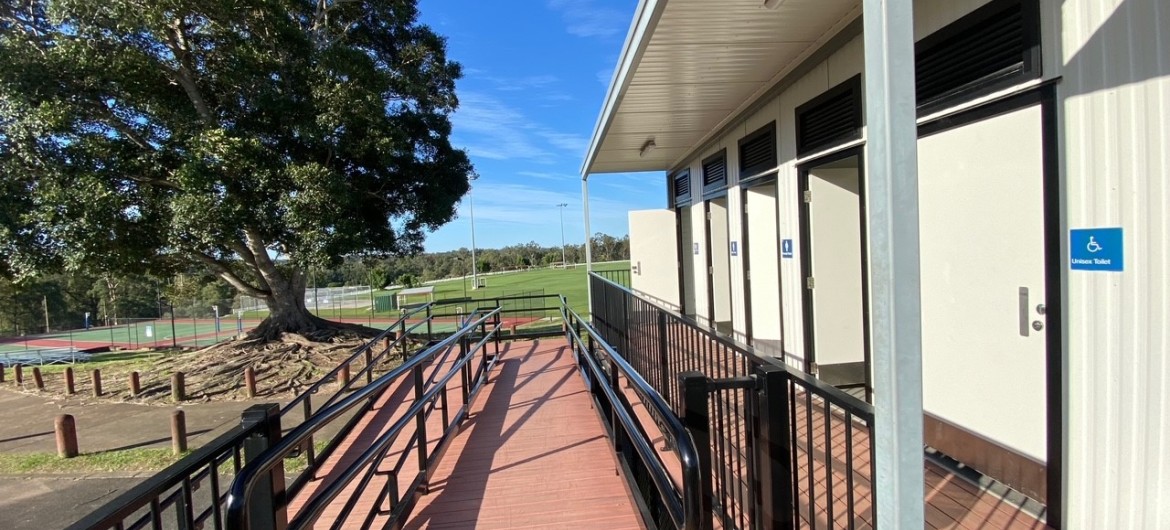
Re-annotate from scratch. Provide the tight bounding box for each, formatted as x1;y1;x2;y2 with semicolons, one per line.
862;0;925;526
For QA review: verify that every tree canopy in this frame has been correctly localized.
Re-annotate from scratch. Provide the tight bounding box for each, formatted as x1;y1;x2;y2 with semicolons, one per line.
0;0;473;334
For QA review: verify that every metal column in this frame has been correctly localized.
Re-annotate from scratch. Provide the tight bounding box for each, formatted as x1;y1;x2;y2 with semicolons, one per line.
862;0;925;527
582;178;594;307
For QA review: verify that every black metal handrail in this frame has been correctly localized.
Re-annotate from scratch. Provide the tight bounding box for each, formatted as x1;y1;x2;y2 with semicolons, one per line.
223;307;504;530
561;302;704;530
66;305;435;530
589;272;877;530
65;404;281;530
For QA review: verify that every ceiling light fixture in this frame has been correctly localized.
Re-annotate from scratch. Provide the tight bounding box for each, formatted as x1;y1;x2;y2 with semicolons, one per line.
763;0;785;9
639;139;657;158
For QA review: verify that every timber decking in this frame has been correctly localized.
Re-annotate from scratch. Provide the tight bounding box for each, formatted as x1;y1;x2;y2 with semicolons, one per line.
291;338;642;530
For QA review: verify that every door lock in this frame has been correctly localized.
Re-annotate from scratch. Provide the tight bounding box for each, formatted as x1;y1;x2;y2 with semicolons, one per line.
1035;304;1046;315
1032;320;1044;331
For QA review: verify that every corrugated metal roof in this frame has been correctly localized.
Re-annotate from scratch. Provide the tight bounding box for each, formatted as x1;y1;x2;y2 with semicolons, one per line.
583;0;860;176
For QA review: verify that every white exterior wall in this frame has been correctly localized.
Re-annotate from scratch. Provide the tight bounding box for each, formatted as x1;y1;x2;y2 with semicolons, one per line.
647;0;1170;522
1058;0;1170;527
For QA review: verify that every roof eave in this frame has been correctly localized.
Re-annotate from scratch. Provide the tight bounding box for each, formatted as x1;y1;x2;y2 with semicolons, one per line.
579;0;667;181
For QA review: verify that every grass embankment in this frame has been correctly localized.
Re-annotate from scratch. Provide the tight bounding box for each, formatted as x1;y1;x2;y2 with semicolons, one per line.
0;439;330;475
0;448;182;474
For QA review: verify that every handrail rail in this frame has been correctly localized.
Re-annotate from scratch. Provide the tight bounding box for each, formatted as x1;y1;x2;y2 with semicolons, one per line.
561;302;704;530
223;307;503;530
281;301;433;416
289;318;502;529
588;272;875;419
64;422;262;530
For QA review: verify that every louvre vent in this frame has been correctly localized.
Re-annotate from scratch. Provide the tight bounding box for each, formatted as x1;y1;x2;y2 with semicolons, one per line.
702;152;727;195
672;170;691;206
739;123;777;181
915;0;1038;109
796;78;861;157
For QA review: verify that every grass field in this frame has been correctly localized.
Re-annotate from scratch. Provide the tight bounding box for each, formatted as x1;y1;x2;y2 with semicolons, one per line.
0;262;630;354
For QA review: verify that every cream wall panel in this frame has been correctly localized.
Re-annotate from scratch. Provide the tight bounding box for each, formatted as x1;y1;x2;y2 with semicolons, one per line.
1061;0;1170;526
629;209;682;310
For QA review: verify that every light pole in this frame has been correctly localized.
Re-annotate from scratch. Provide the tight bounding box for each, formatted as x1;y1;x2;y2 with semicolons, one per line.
469;187;478;290
556;203;568;266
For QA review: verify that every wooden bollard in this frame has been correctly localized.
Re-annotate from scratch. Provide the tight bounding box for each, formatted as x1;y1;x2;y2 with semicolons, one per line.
32;367;44;390
244;367;257;398
64;367;75;395
0;362;5;383
129;371;141;397
171;372;185;402
55;414;78;458
92;369;103;397
510;324;518;336
14;364;23;386
339;363;350;387
170;409;187;455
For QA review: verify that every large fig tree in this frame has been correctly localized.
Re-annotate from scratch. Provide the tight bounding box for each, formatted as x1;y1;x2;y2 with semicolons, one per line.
0;0;473;338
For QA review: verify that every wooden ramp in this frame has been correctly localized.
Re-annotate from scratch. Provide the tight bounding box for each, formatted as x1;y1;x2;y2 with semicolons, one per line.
403;338;642;529
292;338;643;530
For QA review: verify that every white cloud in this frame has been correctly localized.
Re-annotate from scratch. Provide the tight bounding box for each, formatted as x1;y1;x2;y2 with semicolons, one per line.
484;74;560;92
517;171;577;181
451;92;590;162
596;68;613;86
452;92;555;162
548;0;628;39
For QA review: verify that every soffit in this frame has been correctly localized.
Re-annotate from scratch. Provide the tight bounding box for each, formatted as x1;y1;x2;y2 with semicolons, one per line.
583;0;860;176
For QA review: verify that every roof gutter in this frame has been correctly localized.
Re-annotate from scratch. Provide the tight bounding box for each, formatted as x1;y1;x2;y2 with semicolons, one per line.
579;0;669;181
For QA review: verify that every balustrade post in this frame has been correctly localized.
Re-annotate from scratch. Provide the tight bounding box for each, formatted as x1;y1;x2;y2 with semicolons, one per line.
681;371;713;530
240;403;286;530
755;364;795;530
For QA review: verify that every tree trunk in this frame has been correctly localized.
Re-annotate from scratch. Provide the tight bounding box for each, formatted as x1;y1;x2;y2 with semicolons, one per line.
249;268;324;339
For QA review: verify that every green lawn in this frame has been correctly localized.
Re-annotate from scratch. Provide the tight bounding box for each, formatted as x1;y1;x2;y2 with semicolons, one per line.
420;261;628;317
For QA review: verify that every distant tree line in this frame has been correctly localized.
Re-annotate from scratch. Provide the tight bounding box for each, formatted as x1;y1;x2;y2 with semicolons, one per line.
0;234;628;335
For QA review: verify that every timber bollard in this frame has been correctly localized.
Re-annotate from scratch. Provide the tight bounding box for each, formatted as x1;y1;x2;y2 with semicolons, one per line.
65;367;75;395
55;414;78;458
244;367;257;398
92;369;103;397
339;363;350;387
14;364;23;386
32;367;44;390
129;371;141;397
171;409;188;455
172;372;186;402
0;362;5;383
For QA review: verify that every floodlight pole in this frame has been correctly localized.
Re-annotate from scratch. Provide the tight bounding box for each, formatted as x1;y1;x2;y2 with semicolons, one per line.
582;179;593;307
469;187;478;289
557;203;568;266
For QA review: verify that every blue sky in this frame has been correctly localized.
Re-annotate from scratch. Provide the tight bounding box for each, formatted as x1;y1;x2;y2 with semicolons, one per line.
417;0;663;252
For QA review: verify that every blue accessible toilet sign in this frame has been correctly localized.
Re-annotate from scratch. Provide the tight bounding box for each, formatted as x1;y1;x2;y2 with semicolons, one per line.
1069;227;1123;272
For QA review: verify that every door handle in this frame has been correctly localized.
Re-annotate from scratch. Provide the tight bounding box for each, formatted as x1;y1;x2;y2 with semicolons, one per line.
1018;287;1030;337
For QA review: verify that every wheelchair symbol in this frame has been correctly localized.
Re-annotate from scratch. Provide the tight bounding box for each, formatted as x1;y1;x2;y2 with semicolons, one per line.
1086;237;1103;253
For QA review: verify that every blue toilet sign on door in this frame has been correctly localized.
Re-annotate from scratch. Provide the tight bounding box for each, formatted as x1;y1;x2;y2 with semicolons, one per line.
693;242;700;255
1070;227;1123;271
730;241;738;256
781;239;794;259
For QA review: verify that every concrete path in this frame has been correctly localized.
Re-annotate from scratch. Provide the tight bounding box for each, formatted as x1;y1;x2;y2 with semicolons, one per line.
0;388;273;454
0;388;284;530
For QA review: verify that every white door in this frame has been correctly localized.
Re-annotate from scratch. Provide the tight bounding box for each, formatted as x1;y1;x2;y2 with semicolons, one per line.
918;104;1047;462
745;185;783;355
629;209;681;310
806;162;867;376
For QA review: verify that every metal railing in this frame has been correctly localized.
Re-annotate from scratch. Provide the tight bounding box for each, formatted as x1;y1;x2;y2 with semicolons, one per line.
590;273;877;530
67;304;434;530
65;404;282;530
594;268;632;287
223;308;504;530
562;302;705;530
428;292;566;339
